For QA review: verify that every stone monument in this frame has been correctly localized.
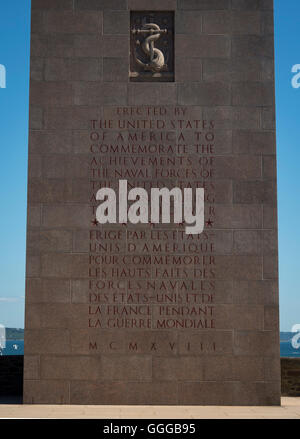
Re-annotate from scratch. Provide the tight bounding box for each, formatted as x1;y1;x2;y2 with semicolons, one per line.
24;0;280;405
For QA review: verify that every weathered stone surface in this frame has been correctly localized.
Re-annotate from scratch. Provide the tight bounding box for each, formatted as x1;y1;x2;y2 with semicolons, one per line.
178;382;235;405
30;57;44;81
213;205;262;229
233;231;263;254
128;84;176;105
103;58;128;82
45;58;102;81
40;355;101;380
232;35;274;58
175;58;202;82
42;204;90;228
41;254;89;278
263;206;278;228
70;381;178;405
262;107;276;129
25;329;71;354
32;0;73;9
129;0;176;10
233;181;277;204
204;355;265;381
153;357;204;381
27;229;72;252
44;11;102;34
263;255;278;279
202;106;261;129
178;83;230;105
27;205;41;227
202;11;262;35
30;34;48;58
28;179;72;203
26;278;71;304
233;130;276;154
74;83;127;106
176;35;230;58
264;305;279;330
203;58;263;82
44;106;102;130
232;82;274;106
175;11;203;35
30;80;73;107
178;0;230;10
26;255;40;277
234;330;279;356
102;355;152;381
231;0;273;10
75;0;127;10
28;154;42;179
103;11;129;35
23;380;69;404
101;35;129;58
23;355;40;380
24;3;280;406
29;106;43;130
263;155;277;179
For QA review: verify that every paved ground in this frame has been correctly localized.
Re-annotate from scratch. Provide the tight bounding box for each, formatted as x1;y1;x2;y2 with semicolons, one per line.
0;398;299;418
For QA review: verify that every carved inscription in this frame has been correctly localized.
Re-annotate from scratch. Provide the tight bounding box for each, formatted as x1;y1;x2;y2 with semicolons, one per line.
86;106;218;353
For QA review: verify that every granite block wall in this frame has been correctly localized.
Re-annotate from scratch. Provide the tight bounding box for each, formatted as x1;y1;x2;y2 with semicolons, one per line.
24;0;280;405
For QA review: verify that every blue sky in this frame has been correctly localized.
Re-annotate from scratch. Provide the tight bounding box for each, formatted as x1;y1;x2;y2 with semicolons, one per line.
274;0;300;331
0;1;30;328
0;1;299;331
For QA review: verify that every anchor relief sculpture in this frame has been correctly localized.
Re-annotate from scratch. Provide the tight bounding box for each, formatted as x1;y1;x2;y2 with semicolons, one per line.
132;23;167;73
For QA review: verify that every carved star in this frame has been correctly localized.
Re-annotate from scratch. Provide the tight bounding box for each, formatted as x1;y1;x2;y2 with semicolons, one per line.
91;218;99;226
206;219;214;228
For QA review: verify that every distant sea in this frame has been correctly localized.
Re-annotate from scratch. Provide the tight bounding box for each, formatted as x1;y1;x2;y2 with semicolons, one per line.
0;340;24;355
279;332;300;357
280;341;300;357
1;333;300;357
